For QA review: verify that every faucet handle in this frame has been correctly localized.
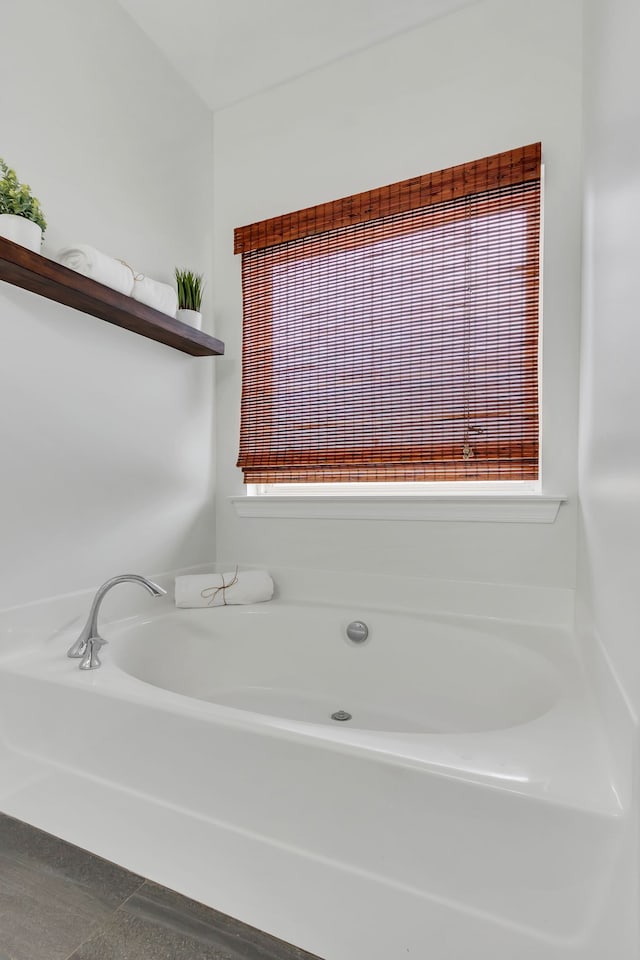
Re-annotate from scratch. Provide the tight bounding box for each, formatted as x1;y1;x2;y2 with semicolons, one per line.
67;633;90;659
79;637;107;671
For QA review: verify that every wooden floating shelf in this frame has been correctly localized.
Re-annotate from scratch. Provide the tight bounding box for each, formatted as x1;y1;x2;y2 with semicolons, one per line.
0;236;224;357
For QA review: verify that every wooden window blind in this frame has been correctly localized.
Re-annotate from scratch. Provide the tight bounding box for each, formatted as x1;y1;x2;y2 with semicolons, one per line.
235;143;541;484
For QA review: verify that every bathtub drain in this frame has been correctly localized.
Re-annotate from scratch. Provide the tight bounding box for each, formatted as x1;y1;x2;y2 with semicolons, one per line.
331;710;352;722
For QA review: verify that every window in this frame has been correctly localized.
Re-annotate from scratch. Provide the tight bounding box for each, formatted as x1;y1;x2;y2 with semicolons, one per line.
235;144;541;487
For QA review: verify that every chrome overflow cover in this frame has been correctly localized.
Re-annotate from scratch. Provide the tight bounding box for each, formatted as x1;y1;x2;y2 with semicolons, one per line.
346;620;369;644
331;710;352;722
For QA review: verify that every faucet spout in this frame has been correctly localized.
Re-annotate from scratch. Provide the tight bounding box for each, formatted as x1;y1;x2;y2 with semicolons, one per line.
67;574;167;666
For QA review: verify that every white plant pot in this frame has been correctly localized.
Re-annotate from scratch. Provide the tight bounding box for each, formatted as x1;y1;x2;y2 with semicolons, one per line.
0;214;42;253
177;308;202;330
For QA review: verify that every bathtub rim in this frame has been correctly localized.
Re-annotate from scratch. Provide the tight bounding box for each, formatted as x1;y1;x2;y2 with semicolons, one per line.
0;600;621;817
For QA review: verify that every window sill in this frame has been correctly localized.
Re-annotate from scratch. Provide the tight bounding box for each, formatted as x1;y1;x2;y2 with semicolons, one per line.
230;494;566;523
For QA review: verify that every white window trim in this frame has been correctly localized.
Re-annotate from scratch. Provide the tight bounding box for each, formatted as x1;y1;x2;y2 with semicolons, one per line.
230;491;566;523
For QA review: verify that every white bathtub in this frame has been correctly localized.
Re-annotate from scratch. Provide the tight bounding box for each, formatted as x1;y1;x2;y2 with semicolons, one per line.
0;599;625;960
110;605;558;735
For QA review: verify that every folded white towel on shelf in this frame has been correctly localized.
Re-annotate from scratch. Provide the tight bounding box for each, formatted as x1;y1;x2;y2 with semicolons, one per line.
174;570;274;608
132;275;178;317
57;244;135;296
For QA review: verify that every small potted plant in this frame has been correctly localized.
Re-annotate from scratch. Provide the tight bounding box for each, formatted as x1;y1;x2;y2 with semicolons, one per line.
175;268;204;330
0;157;47;252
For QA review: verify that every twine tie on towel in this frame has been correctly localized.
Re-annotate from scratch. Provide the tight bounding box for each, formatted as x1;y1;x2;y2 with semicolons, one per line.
117;259;145;283
200;568;239;606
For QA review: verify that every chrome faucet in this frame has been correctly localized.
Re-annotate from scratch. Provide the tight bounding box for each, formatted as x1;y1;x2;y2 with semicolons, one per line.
67;574;167;670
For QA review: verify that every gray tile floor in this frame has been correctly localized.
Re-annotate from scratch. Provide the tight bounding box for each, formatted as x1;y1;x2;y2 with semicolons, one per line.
0;813;322;960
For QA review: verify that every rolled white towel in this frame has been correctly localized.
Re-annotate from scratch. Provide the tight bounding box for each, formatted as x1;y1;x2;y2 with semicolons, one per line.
132;275;178;317
175;570;274;608
57;244;135;296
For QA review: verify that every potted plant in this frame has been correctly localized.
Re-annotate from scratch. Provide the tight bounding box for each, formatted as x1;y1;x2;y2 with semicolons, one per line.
175;268;204;330
0;157;47;252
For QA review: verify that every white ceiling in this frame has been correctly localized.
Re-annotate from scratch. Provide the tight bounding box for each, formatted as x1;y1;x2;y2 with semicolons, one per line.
118;0;480;111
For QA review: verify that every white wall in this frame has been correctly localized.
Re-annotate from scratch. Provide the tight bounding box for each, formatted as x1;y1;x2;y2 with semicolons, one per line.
213;0;583;591
577;8;640;951
579;0;640;717
0;0;216;608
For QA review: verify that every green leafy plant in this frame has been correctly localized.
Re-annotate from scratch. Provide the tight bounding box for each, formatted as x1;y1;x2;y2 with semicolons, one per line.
175;268;204;312
0;157;47;234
